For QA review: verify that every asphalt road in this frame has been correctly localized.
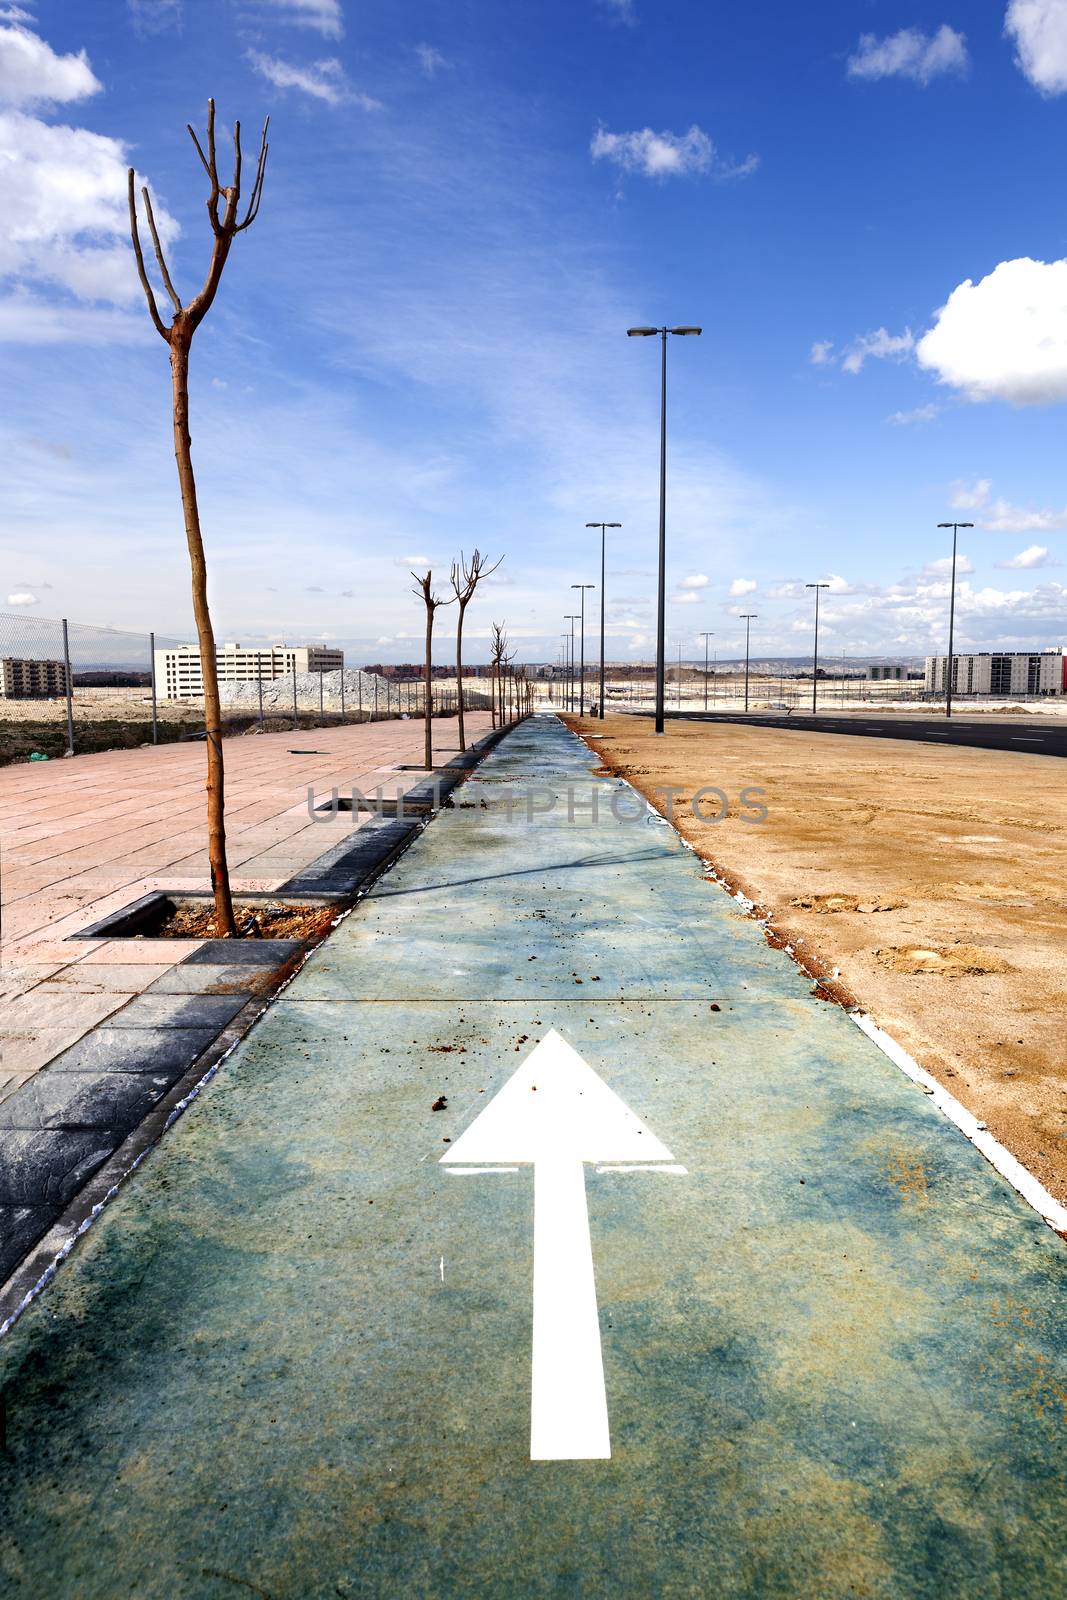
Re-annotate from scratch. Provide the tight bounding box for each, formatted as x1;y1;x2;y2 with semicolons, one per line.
643;707;1067;756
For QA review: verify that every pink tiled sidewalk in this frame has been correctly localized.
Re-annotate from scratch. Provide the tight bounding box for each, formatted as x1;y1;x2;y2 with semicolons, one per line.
0;714;493;1096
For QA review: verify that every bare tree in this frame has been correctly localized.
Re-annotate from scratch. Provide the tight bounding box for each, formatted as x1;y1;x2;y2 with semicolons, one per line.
128;101;269;937
489;622;509;730
450;549;502;752
413;571;455;769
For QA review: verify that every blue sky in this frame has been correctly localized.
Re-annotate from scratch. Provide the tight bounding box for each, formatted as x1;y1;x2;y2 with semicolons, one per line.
1;0;1066;664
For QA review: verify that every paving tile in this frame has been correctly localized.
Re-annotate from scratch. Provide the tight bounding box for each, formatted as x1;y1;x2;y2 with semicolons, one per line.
0;1069;177;1132
106;994;248;1030
46;1027;219;1077
182;938;303;967
0;1128;123;1207
0;1204;58;1282
146;964;275;997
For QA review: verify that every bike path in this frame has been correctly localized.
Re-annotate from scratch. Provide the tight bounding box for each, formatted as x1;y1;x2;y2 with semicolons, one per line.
0;714;1064;1597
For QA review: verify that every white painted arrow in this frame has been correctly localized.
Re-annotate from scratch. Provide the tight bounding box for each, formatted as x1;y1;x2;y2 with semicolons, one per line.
440;1029;682;1461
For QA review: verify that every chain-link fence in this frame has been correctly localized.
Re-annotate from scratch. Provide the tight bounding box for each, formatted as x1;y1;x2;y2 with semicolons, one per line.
0;613;509;765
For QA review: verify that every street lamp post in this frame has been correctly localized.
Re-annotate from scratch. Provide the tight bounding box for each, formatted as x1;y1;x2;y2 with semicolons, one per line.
937;522;973;719
805;582;830;714
571;584;595;717
699;632;714;711
740;614;757;712
586;522;621;719
565;616;579;712
627;324;702;734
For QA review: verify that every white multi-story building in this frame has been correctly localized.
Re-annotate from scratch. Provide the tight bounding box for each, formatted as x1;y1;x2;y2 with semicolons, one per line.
155;643;344;701
925;647;1066;697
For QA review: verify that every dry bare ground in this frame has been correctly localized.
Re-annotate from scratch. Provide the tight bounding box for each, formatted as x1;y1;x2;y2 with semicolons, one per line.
570;712;1067;1205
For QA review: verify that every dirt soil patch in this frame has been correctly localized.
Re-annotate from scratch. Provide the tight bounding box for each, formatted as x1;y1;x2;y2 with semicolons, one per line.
569;712;1067;1205
153;901;338;941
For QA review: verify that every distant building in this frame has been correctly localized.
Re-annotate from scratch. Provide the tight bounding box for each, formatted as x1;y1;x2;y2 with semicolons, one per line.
155;643;344;701
0;655;68;698
868;665;905;681
925;647;1067;697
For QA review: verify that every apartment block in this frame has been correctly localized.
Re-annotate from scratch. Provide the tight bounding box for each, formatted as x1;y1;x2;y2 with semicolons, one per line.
925;647;1067;697
155;643;344;701
0;656;68;698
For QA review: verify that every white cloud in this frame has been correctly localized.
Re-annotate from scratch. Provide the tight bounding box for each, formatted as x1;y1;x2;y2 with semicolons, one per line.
0;19;100;106
925;553;974;577
997;544;1054;568
951;478;991;509
680;573;708;589
809;340;833;365
729;577;757;597
916;257;1067;404
599;0;637;23
6;590;37;604
415;44;451;77
590;124;757;180
841;326;915;374
983;497;1067;532
401;553;430;565
0;291;144;342
847;25;969;85
1005;0;1067;94
128;0;182;34
672;591;701;605
0;108;177;309
888;403;938;425
246;50;376;106
251;0;343;39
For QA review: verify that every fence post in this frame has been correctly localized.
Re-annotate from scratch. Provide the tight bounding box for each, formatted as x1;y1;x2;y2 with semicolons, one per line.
358;673;363;721
149;629;158;745
319;667;324;723
374;677;379;719
61;617;75;756
257;654;264;724
341;668;345;721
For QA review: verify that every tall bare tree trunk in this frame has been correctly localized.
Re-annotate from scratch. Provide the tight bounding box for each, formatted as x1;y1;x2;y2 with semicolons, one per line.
171;337;235;934
424;613;434;770
456;599;467;751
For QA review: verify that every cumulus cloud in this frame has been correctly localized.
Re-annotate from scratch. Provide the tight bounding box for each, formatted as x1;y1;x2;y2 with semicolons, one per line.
590;123;757;180
925;553;974;577
0;109;177;308
6;590;37;604
672;591;701;605
599;0;637;23
0;17;100;106
680;573;708;589
1005;0;1067;94
916;257;1067;405
841;326;915;374
247;50;377;106
984;497;1067;532
251;0;343;39
888;403;939;425
951;479;991;509
997;544;1054;568
809;340;833;366
729;577;757;597
847;25;969;85
415;44;451;77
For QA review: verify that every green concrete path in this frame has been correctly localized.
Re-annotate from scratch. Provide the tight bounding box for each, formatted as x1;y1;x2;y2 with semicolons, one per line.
1;715;1065;1597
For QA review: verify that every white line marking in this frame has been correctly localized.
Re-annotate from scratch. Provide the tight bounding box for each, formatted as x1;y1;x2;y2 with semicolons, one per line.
850;1012;1067;1234
444;1165;520;1175
595;1163;689;1175
439;1255;445;1282
441;1030;679;1461
1010;737;1044;743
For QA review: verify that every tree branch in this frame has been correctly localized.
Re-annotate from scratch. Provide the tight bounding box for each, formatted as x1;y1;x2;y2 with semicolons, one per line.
237;118;270;232
127;169;170;341
141;186;182;313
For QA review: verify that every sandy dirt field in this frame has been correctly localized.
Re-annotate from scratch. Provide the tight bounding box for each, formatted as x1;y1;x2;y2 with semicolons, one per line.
568;711;1067;1205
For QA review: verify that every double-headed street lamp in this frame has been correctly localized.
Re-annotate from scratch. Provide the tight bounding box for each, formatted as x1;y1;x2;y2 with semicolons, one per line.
740;614;757;712
627;324;702;734
805;582;830;714
699;631;714;711
586;522;621;719
937;521;973;719
571;583;595;716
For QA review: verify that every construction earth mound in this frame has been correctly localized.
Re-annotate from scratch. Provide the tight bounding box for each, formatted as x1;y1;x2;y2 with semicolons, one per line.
219;667;398;714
